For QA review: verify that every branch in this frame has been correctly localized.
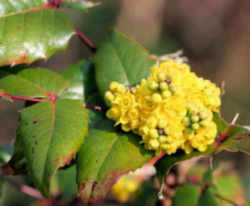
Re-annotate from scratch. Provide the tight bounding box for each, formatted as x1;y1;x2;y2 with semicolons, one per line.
74;27;97;53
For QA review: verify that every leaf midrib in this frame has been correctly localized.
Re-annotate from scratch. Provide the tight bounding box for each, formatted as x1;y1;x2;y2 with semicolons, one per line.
109;41;130;85
0;4;51;19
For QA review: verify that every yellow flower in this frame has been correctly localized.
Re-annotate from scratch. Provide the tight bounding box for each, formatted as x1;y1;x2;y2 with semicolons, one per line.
105;59;221;155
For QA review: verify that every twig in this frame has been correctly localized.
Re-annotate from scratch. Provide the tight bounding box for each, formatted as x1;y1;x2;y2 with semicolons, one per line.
74;27;97;53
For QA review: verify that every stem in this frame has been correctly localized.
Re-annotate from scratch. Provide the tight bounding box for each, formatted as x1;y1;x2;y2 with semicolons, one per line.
74;27;97;53
2;176;44;200
146;152;165;166
83;104;102;111
1;92;44;103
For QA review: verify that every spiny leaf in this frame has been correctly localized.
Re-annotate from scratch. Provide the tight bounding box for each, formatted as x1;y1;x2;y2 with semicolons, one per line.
0;9;74;66
18;99;89;196
94;30;154;101
77;118;153;204
173;184;200;206
0;68;68;99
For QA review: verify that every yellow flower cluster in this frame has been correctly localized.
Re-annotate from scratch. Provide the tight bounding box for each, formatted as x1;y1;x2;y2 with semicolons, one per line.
105;59;221;155
111;174;140;202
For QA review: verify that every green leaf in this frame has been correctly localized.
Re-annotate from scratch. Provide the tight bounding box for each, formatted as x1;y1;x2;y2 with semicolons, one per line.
0;9;74;66
60;60;98;101
62;0;101;10
215;174;243;206
94;30;154;101
18;99;89;196
0;0;46;15
198;189;219;206
173;184;200;206
60;59;105;125
201;168;214;187
0;68;68;98
57;166;77;198
77;118;153;204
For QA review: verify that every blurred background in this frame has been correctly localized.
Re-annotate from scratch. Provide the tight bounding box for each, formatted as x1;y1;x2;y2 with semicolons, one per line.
1;0;250;205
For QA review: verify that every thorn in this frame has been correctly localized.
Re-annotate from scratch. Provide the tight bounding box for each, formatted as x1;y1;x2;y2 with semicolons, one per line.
209;157;214;170
231;113;240;125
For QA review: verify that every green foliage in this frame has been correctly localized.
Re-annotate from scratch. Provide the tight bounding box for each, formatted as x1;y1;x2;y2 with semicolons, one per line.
0;5;250;203
198;189;219;206
18;99;89;195
0;10;74;66
77;117;153;204
0;68;68;98
0;0;46;15
94;30;154;100
173;184;200;206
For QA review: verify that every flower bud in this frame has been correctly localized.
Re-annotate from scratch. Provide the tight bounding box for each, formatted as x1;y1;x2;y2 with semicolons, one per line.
149;139;160;149
152;93;162;103
106;107;120;119
182;117;190;127
110;81;119;91
149;129;159;139
148;81;158;91
162;91;171;99
105;91;114;102
159;135;167;143
158;119;167;128
200;120;209;127
191;115;199;122
192;123;200;130
157;72;166;82
159;82;168;91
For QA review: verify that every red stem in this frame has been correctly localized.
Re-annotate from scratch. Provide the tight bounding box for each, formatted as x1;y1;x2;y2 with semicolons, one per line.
145;152;165;166
1;92;44;103
74;27;97;53
83;104;102;111
1;176;44;200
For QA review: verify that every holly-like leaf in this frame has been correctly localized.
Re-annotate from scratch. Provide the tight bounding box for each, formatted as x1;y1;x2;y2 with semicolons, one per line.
94;30;154;101
0;8;74;66
198;189;219;206
62;0;101;10
18;99;89;196
0;68;68;98
77;118;153;204
173;184;200;206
